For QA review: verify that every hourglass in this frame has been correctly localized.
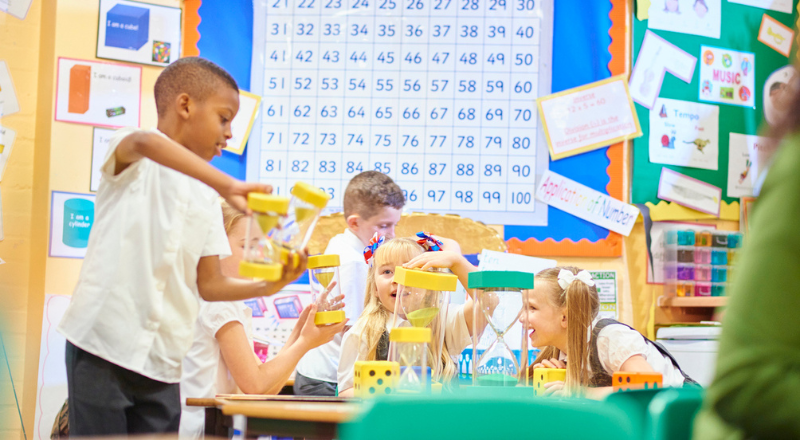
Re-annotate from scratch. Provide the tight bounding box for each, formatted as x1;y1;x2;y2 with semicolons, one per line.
389;267;458;384
239;193;290;281
272;182;330;266
307;254;344;325
389;327;431;394
468;271;534;387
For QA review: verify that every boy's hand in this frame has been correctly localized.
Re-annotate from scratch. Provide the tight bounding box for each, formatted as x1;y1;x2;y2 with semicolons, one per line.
403;250;467;271
221;180;272;214
542;381;565;397
297;304;348;350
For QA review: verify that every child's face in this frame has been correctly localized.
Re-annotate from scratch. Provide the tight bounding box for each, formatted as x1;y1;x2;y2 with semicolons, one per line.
374;261;402;313
219;218;260;279
183;86;240;162
353;206;403;246
521;281;567;348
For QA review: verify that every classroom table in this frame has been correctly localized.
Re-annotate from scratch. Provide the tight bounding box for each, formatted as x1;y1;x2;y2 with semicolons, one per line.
187;394;359;439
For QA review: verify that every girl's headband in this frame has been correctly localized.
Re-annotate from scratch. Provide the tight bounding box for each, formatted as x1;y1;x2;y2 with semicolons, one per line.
363;232;385;265
557;269;595;290
416;231;443;252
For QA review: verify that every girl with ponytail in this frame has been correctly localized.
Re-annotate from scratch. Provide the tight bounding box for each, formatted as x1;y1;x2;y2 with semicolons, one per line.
525;266;696;398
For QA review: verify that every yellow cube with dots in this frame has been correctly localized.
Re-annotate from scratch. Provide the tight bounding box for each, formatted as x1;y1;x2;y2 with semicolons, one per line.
353;361;399;398
533;368;566;397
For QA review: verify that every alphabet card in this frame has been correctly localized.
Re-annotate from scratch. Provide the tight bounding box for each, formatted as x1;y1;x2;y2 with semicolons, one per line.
758;14;794;57
698;46;756;108
647;0;721;39
649;98;719;170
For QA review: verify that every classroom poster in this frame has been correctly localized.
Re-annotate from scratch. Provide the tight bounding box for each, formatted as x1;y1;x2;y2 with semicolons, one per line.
758;14;794;57
55;58;141;128
728;0;792;13
647;0;721;39
224;90;261;155
649;97;719;170
0;60;21;117
537;76;642;160
96;0;182;67
477;249;557;274
658;168;722;215
0;0;33;20
90;127;115;192
589;270;618;319
629;30;697;109
250;285;310;363
699;46;756;108
49;191;96;259
0;124;17;182
727;133;772;198
33;294;71;440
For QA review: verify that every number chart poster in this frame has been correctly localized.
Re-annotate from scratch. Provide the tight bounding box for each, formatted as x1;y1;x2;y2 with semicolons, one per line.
248;0;554;226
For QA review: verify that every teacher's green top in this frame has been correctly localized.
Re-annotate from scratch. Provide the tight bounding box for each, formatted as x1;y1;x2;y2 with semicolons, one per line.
693;133;800;439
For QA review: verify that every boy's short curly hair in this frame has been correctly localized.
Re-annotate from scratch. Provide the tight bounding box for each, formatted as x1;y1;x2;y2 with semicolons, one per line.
343;171;405;219
154;57;238;117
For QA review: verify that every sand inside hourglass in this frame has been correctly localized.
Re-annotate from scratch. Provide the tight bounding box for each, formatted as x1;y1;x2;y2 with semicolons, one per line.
406;307;440;328
315;271;335;288
295;207;317;222
256;215;279;234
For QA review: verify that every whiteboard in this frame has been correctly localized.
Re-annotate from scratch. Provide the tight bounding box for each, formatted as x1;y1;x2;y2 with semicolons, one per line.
248;0;553;226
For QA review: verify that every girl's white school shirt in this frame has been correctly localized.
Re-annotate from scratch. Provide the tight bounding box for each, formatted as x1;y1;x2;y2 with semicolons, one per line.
337;304;471;393
57;127;231;384
558;317;686;387
179;300;253;439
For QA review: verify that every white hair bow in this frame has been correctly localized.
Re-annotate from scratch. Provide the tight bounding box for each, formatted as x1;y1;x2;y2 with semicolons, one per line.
557;269;595;290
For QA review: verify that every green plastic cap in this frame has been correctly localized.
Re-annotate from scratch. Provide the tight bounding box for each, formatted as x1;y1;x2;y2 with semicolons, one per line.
468;271;534;289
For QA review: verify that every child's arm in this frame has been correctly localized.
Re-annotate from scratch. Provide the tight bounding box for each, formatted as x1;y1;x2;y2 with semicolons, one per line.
196;253;307;301
114;131;268;213
217;304;346;395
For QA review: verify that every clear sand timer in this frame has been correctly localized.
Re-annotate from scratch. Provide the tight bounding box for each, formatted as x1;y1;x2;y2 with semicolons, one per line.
273;182;330;266
468;271;534;387
239;193;290;281
389;267;458;385
307;254;344;325
389;327;431;394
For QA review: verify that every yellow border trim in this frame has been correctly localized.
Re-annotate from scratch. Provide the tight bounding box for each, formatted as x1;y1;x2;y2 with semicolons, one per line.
536;75;642;161
646;200;740;221
223;90;262;155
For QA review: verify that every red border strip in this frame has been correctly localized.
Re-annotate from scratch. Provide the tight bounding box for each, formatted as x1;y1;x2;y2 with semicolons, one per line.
508;0;627;257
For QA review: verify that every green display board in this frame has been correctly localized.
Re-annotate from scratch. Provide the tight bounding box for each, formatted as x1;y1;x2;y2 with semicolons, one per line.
632;2;798;205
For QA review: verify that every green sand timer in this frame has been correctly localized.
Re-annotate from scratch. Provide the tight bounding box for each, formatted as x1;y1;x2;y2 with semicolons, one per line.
468;271;534;387
272;182;330;266
389;327;431;394
307;254;344;325
239;193;290;281
389;267;458;386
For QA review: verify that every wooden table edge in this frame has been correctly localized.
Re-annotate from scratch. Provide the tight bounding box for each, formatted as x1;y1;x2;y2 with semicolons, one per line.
220;401;358;424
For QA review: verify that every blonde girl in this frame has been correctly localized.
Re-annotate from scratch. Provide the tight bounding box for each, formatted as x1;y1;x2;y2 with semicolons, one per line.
525;266;695;398
337;237;477;396
179;202;346;438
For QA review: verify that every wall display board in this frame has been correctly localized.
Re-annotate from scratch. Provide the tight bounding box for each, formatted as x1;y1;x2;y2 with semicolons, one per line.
631;2;798;215
96;0;183;67
248;0;554;226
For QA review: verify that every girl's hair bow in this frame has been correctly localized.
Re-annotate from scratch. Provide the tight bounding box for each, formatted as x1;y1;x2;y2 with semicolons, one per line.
363;233;386;264
416;231;443;252
557;269;595;290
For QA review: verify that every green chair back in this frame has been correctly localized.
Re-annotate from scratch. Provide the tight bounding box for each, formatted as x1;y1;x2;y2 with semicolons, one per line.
604;389;665;439
646;388;704;440
339;395;638;440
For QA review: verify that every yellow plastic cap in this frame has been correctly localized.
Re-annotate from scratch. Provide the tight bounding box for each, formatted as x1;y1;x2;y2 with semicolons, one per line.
389;327;432;343
277;245;300;267
239;261;282;281
248;193;290;215
393;267;458;291
314;310;345;325
291;181;330;209
308;254;341;269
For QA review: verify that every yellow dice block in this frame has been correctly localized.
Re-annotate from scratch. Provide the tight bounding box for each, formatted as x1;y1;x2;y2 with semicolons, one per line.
612;372;663;392
533;368;566;396
353;361;399;398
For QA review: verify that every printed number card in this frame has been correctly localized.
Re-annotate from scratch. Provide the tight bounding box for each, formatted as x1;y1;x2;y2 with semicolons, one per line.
248;0;554;226
537;75;641;160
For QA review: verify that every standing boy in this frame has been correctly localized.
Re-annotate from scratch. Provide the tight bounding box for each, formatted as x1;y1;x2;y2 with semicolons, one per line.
57;58;307;436
294;171;405;395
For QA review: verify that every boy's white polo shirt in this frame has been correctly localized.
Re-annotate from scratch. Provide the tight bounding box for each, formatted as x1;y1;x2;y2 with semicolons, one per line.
57;127;231;384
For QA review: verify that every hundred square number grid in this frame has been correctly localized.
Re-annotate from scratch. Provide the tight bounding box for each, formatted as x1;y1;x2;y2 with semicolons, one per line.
248;0;552;226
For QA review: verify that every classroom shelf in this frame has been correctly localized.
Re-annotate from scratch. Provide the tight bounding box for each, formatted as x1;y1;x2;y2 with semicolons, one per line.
657;296;728;308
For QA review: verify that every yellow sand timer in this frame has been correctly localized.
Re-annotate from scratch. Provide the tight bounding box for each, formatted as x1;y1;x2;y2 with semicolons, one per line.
239;193;290;281
389;327;431;394
307;254;345;325
468;271;534;387
389;267;458;386
273;182;330;266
